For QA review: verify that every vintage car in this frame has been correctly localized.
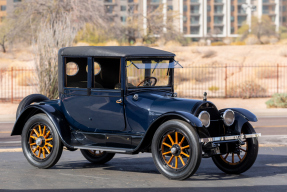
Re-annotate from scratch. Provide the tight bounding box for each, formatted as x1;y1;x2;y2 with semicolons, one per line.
11;46;261;180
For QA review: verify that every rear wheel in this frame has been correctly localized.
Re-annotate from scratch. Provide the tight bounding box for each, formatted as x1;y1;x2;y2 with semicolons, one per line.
212;122;259;174
21;114;63;169
80;149;115;164
151;120;202;180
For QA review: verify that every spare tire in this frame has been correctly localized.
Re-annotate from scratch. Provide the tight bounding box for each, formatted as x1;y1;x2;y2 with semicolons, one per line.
16;94;49;118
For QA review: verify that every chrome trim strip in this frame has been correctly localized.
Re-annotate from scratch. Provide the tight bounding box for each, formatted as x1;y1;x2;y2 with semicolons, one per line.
199;133;261;143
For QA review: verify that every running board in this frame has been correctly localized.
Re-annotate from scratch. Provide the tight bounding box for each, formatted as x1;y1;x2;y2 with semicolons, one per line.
73;146;134;153
200;133;261;143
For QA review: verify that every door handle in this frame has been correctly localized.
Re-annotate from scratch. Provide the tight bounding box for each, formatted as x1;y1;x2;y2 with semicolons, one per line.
116;99;122;104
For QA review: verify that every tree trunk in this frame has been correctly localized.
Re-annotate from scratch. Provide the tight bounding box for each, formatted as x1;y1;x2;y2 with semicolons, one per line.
1;35;6;53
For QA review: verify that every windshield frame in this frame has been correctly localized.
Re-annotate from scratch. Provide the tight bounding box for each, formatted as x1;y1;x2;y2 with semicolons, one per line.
125;57;175;93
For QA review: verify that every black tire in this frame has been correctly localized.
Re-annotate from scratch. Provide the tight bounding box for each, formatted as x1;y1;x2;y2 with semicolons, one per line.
80;150;115;164
151;120;202;180
212;122;259;174
16;94;49;118
21;113;63;169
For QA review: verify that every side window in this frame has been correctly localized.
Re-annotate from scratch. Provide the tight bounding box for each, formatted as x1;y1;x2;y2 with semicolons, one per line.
65;58;88;88
93;58;121;90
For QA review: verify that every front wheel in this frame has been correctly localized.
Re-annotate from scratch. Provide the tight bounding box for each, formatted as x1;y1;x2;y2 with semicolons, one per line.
151;120;202;180
212;122;259;174
80;150;115;164
21;114;63;169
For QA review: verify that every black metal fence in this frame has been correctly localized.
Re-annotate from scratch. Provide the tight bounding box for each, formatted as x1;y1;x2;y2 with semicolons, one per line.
0;65;286;103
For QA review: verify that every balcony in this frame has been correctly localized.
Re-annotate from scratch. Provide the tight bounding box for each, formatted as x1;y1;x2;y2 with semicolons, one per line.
237;0;246;4
263;10;276;15
150;0;161;4
104;0;116;5
263;0;276;5
214;0;224;5
238;10;247;15
213;22;224;26
128;0;139;4
190;0;200;4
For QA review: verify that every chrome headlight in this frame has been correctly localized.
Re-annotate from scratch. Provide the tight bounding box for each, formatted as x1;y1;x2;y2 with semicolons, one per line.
198;111;210;127
223;109;235;126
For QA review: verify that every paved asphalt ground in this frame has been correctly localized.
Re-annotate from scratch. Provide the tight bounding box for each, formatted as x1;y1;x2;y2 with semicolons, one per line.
0;117;287;191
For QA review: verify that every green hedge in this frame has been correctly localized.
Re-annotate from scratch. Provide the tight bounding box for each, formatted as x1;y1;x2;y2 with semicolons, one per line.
266;93;287;108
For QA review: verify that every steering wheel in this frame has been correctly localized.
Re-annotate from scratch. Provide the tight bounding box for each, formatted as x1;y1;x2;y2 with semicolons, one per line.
137;77;158;87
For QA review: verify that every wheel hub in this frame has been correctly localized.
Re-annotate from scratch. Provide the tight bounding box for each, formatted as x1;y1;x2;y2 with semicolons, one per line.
36;138;43;146
171;144;181;156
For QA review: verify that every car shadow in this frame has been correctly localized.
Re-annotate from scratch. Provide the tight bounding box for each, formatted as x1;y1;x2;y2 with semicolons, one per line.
1;185;287;192
51;153;287;180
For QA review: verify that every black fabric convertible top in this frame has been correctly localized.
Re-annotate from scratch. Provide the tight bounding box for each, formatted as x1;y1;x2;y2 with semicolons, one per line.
59;46;175;57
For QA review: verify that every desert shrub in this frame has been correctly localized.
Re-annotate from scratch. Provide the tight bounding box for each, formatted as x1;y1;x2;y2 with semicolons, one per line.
201;49;217;58
198;39;206;46
261;36;270;44
105;40;120;46
208;86;219;92
279;47;287;57
269;36;278;44
231;41;245;45
227;80;267;98
16;72;36;86
177;65;210;82
211;42;226;46
245;35;259;45
165;40;182;47
223;38;232;45
266;93;287;108
255;64;278;79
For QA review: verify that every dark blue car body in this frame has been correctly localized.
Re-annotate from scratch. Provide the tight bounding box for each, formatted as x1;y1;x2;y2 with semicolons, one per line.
11;46;257;154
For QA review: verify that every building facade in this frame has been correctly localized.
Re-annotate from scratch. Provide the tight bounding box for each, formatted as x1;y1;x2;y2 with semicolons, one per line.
103;0;287;38
0;0;7;24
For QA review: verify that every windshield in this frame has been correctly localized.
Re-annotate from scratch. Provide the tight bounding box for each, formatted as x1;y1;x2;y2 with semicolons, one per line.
126;59;182;88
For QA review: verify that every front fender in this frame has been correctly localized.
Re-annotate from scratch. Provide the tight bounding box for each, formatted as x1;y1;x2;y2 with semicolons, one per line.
132;111;202;153
153;111;203;128
219;108;257;122
219;108;257;135
11;105;74;148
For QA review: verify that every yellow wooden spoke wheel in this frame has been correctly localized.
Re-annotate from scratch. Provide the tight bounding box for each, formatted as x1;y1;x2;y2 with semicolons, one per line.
29;124;54;160
161;131;190;169
220;139;248;165
212;122;259;174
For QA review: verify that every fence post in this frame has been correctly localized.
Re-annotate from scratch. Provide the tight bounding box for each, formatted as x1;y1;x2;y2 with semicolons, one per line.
11;67;13;103
277;64;279;93
225;64;227;98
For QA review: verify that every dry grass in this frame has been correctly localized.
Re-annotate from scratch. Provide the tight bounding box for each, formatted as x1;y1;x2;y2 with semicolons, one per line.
201;49;217;58
245;35;259;45
227;79;267;98
176;64;212;82
255;64;278;79
279;47;287;57
16;72;36;86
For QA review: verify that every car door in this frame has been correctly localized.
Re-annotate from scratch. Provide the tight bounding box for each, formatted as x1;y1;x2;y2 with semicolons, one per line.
61;57;94;132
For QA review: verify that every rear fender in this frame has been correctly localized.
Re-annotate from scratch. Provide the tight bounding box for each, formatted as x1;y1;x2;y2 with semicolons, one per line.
11;105;74;148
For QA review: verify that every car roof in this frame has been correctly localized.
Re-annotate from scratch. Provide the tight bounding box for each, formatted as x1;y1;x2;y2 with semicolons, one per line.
59;46;175;58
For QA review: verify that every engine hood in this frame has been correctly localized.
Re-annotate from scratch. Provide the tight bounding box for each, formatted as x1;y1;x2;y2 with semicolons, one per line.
149;94;203;115
125;90;217;133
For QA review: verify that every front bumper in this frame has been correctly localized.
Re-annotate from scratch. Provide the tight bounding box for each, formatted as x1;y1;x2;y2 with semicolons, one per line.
199;133;261;143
